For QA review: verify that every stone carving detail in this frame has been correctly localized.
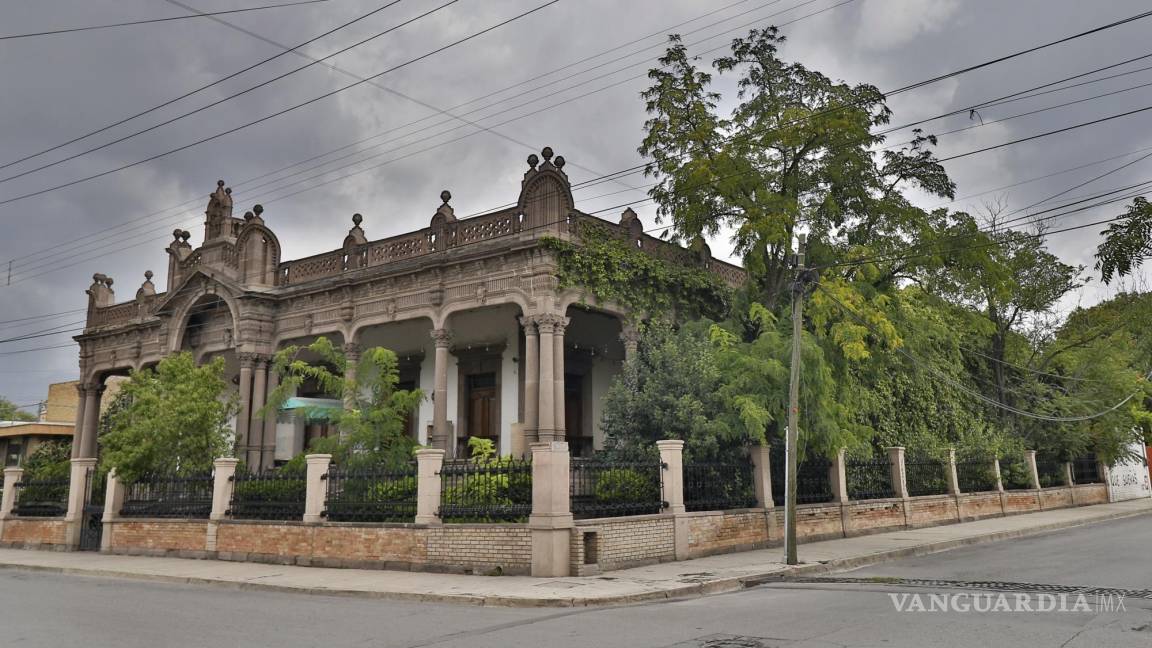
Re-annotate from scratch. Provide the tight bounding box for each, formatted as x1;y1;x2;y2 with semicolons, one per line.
430;328;452;348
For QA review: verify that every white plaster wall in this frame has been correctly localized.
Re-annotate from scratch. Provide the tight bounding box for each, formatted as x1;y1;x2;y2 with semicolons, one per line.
500;323;519;456
589;357;618;450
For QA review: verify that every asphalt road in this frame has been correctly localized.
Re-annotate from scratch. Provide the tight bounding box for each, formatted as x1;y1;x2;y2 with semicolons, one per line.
1;515;1150;648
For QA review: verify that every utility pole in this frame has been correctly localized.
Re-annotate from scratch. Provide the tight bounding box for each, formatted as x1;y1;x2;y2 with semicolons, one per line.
785;233;807;566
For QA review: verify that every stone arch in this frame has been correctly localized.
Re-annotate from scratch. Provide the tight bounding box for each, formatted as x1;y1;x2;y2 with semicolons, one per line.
434;291;531;329
235;224;281;287
172;291;239;354
518;172;573;231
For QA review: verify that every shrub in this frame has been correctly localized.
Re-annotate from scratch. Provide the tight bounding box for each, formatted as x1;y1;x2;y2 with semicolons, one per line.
593;468;658;504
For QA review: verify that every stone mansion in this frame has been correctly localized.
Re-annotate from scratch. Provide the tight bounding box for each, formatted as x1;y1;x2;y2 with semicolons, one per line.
71;148;744;469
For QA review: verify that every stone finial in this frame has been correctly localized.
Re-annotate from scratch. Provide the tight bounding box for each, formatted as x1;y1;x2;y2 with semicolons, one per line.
527;153;539;170
243;211;254;221
172;229;183;242
620;207;639;226
136;270;156;299
352;213;363;227
541;146;553;162
253;204;264;216
344;212;368;249
87;273;115;308
180;230;191;242
432;190;455;223
554;155;565;170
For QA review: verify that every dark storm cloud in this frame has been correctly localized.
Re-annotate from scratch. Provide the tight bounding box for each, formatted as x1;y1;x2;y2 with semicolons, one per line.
2;0;1150;405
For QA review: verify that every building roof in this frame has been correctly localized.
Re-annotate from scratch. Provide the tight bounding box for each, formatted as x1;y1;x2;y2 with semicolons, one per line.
0;421;74;439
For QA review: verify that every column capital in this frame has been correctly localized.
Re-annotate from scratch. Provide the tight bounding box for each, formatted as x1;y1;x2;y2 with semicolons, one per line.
534;313;566;335
342;342;362;358
237;352;262;368
619;326;642;345
518;316;538;335
430;328;452;348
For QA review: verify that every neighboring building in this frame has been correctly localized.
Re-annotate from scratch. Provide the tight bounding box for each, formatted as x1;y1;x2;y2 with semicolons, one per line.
71;148;744;469
4;382;74;466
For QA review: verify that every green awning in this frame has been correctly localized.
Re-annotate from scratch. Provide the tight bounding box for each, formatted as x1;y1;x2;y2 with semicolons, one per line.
280;397;341;420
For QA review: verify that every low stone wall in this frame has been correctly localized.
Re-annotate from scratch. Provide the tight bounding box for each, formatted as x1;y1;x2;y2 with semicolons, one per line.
575;514;675;571
684;509;770;558
0;517;70;549
1039;487;1074;509
97;517;532;574
957;492;1004;520
906;495;960;527
1072;484;1108;505
108;519;209;556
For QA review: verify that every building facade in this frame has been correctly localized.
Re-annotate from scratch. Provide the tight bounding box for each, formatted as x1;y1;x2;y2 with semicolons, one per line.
71;148;744;469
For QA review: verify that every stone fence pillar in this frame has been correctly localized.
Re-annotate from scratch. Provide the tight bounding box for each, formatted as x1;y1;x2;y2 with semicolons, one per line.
529;441;572;577
1025;450;1041;490
303;454;332;523
750;444;773;509
414;448;445;524
886;447;909;498
945;448;961;495
1;467;22;517
657;440;685;514
101;469;126;551
992;458;1004;492
65;458;97;548
210;457;239;521
830;448;848;503
1063;462;1074;487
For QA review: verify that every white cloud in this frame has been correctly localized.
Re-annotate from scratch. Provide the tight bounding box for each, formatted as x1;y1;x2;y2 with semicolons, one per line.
855;0;961;51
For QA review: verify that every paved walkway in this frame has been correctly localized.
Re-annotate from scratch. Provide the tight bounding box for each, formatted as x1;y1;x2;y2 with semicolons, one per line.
1;498;1149;607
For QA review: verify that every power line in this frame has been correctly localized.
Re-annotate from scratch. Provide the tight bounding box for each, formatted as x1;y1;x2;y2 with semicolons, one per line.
0;0;449;185
0;0;409;173
0;0;335;41
0;0;848;279
0;0;561;208
0;0;796;269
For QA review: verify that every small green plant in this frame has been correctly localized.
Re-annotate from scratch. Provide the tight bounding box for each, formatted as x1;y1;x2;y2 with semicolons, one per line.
593;468;658;504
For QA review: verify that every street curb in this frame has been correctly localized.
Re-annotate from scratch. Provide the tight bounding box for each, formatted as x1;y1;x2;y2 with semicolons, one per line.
0;505;1149;607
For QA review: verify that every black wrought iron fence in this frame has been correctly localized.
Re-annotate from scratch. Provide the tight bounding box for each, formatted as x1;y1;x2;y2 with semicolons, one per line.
1071;456;1102;484
956;460;998;493
770;450;834;506
12;477;70;517
438;458;532;523
325;463;417;523
1036;459;1066;487
229;469;306;520
121;473;214;519
846;455;895;500
683;458;757;512
998;457;1034;490
905;455;949;496
570;457;663;519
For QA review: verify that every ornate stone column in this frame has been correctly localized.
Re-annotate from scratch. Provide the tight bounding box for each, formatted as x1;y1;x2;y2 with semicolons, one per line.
552;316;569;441
430;329;452;452
620;322;641;362
260;368;280;470
343;342;362;411
70;383;89;459
536;316;556;442
78;382;104;459
247;356;268;469
236;353;255;461
519;317;539;443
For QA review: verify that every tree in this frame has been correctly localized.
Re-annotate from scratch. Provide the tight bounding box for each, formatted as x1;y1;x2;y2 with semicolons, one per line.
100;352;238;483
0;396;36;422
1096;197;1152;284
599;320;740;462
262;337;423;468
639;28;954;311
21;440;71;481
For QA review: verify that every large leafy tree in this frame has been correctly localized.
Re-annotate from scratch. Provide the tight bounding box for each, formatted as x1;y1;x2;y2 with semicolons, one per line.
640;28;954;311
0;396;36;422
100;352;238;483
262;336;423;468
1096;197;1152;284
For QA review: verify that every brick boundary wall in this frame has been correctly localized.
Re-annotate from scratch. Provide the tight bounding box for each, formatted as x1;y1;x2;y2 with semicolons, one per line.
0;518;69;550
0;484;1112;575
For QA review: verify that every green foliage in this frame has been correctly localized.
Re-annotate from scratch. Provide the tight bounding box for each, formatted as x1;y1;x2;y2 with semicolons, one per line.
593;468;659;504
541;228;730;319
262;337;423;469
1097;197;1152;284
21;441;71;481
0;396;36;422
439;437;531;523
100;352;237;483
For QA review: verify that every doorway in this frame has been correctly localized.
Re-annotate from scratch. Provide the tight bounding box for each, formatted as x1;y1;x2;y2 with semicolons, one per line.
462;372;498;457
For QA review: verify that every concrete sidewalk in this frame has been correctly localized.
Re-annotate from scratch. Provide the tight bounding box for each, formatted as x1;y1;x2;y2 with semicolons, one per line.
1;498;1149;607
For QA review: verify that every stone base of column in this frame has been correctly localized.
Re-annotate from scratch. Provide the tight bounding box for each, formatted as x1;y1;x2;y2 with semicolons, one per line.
537;428;556;443
530;525;572;577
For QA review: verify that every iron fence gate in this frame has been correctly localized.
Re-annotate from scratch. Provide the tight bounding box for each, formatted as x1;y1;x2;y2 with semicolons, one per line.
78;468;104;551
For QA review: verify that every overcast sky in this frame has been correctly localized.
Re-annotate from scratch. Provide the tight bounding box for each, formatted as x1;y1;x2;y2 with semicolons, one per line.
2;0;1151;412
